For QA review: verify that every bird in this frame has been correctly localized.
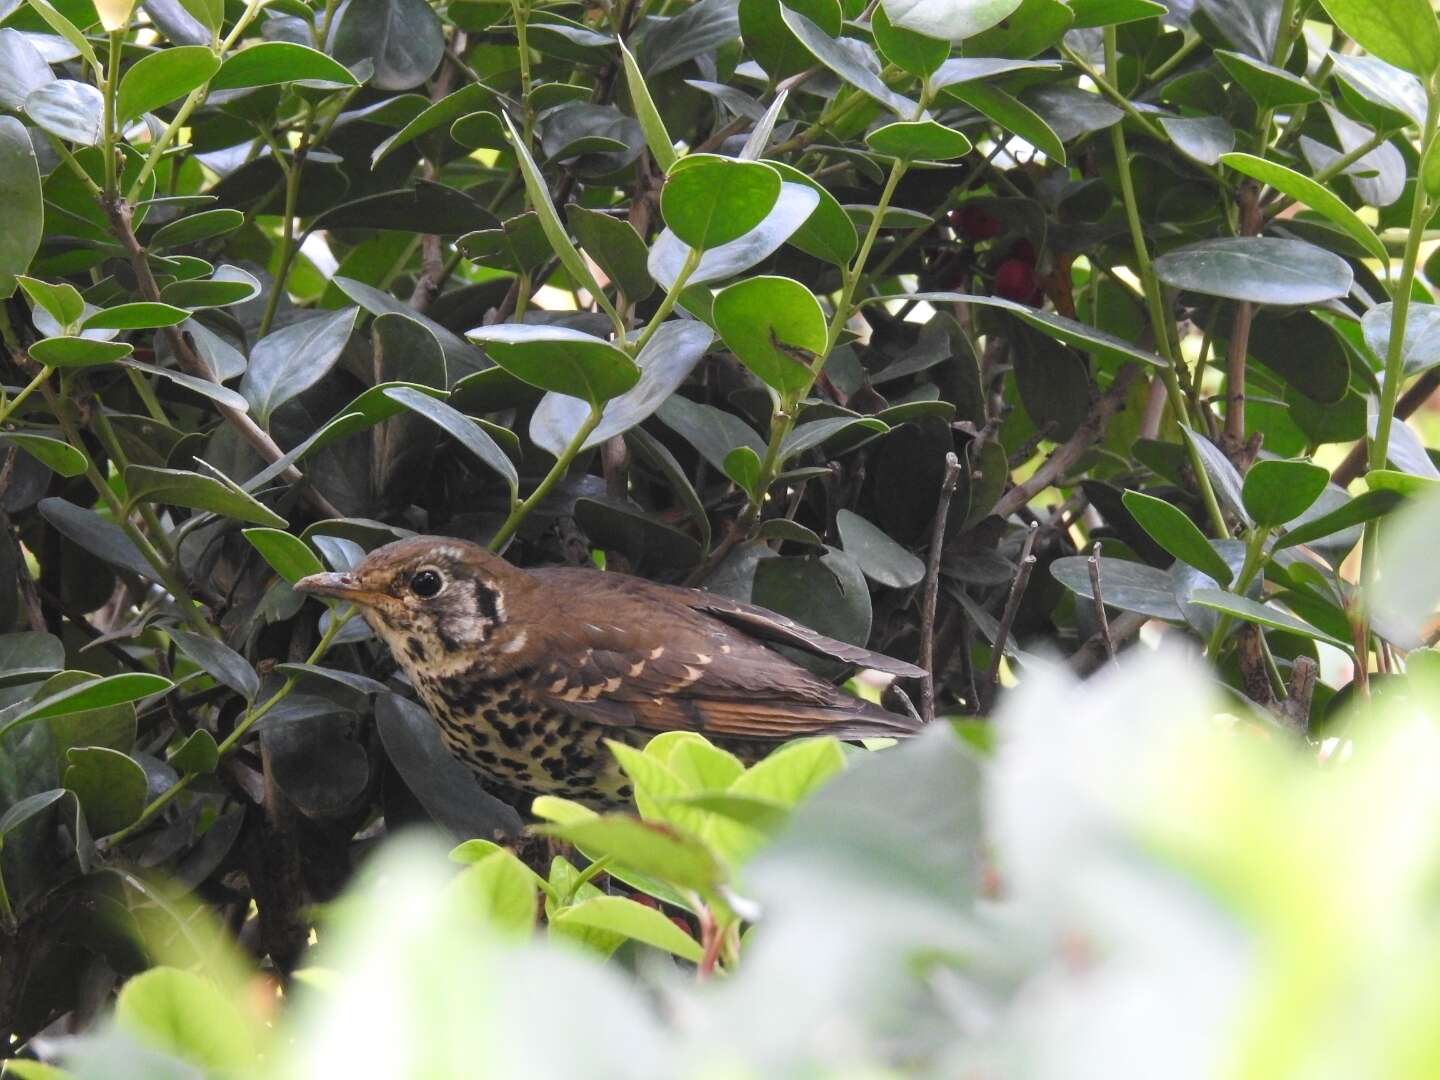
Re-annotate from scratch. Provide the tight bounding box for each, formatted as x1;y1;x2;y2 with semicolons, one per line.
293;536;927;807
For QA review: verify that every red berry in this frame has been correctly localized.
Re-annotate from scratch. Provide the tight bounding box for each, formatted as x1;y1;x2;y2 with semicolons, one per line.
994;259;1042;306
950;205;1001;241
1007;238;1038;266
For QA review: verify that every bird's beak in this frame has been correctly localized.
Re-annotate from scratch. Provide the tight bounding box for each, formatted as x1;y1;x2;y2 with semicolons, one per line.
293;571;384;607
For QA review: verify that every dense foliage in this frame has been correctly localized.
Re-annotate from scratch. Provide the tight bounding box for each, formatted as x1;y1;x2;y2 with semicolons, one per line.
5;0;1440;1072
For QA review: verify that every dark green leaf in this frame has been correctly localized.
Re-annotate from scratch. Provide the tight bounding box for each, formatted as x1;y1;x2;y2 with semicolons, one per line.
1050;555;1185;621
1189;588;1351;650
1274;489;1405;550
1121;491;1233;584
167;728;219;774
124;465;287;527
871;5;948;76
1215;50;1319;108
81;302;191;331
865;119;971;161
370;82;494;167
835;509;924;587
649;183;821;288
10;673;172;729
171;630;259;700
24;79;104;145
779;8;919;115
1221;153;1386;264
27;337;133;367
63;746;147;835
148;209;245;248
0;432;86;477
567;205;654;302
241;307;360;425
0;116;43;298
1154;237;1354;305
382;386;518;496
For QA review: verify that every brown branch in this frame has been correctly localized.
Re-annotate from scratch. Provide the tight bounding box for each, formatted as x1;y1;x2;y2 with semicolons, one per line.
981;524;1038;712
1086;542;1117;667
989;364;1141;521
919;452;961;723
1223;183;1263;461
1277;655;1317;735
1068;610;1147;675
103;198;342;518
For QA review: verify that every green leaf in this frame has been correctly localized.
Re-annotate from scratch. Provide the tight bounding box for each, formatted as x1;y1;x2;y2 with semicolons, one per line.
63;746;147;835
21;0;98;72
9;675;172;733
1189;588;1351;650
1240;459;1330;528
210;42;359;91
1069;0;1166;26
0;432;86;477
331;0;445;91
1274;489;1405;550
766;160;858;266
1050;555;1185;621
81;302;191;331
1318;0;1440;78
945;81;1065;164
1154;237;1353;305
0;789;68;838
24;79;104;144
835;509;926;588
1362;303;1440;378
0;630;64;689
530;321;714;458
780;8;920;114
382;386;519;497
114;967;260;1073
1220;153;1387;265
568;205;654;302
780;416;888;459
171;630;259;700
661;155;782;251
148;208;245;248
879;0;1022;41
167;728;219;774
467;324;639;406
713;275;826;398
27;337;132;367
499;112;615;320
550;895;703;962
865;119;972;161
535;814;725;893
1215;50;1319;108
1121;490;1234;585
243;528;325;584
724;445;764;501
1158;115;1235;167
160;264;261;309
445;851;539;937
370;83;495;166
872;5;948;77
124;465;286;527
883;293;1167;367
17;275;84;327
0;116;43;299
1181;425;1251;524
241;307;360;426
619;40;678;171
115;45;218;123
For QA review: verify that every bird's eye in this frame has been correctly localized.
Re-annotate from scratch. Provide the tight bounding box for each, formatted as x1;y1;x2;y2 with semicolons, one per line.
409;569;444;598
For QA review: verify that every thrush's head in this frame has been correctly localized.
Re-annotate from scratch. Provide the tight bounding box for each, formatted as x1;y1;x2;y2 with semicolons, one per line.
294;536;533;675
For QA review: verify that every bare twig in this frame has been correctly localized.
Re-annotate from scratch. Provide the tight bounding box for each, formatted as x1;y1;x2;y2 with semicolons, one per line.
102;199;341;518
990;364;1141;521
1069;610;1147;675
982;524;1038;712
919;452;962;723
1087;542;1117;667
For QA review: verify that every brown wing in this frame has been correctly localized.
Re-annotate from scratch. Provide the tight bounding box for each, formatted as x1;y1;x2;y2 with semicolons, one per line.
673;587;928;679
524;570;921;741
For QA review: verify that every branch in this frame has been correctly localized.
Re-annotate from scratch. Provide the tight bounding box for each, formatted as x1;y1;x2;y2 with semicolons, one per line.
919;452;961;724
989;364;1141;521
1069;610;1147;676
981;524;1038;713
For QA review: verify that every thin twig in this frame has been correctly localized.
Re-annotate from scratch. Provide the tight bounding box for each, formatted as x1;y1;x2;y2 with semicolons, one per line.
920;452;961;724
1069;610;1147;676
990;365;1141;521
1087;542;1117;667
982;524;1038;713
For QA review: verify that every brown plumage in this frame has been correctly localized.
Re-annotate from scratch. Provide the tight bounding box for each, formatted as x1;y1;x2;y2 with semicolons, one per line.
294;536;925;806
